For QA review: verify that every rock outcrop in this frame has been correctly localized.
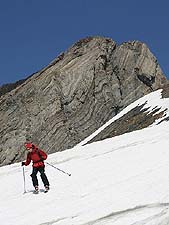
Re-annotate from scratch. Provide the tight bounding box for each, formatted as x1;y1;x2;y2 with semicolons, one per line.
0;36;167;166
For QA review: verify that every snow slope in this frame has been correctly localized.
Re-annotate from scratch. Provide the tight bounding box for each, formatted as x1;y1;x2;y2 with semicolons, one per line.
1;89;169;225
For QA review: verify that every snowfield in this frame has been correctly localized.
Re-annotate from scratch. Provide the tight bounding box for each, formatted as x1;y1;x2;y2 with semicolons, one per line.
1;90;169;225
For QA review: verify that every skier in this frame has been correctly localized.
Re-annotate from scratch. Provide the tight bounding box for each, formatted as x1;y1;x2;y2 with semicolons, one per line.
22;142;50;193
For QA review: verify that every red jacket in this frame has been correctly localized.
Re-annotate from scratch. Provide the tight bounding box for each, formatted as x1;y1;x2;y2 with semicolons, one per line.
24;149;47;168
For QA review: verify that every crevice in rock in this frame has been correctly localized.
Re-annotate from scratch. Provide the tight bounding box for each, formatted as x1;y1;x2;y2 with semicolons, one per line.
134;67;155;90
112;65;123;97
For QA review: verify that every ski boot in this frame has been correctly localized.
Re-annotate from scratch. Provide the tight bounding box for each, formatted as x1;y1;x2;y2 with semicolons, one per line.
33;186;39;194
44;185;50;193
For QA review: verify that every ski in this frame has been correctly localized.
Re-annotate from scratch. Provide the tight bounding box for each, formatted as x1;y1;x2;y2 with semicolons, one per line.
33;189;49;194
33;190;39;194
23;187;50;194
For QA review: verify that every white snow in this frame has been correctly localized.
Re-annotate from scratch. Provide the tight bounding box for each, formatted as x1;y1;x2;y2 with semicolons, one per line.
1;89;169;225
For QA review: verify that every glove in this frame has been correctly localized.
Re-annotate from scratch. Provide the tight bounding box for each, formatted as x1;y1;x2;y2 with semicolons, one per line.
21;162;25;166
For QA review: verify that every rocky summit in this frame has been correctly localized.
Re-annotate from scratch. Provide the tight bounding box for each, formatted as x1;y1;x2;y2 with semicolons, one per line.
0;36;168;166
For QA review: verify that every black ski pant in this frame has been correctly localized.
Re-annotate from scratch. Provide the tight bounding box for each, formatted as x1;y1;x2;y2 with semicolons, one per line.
31;166;50;187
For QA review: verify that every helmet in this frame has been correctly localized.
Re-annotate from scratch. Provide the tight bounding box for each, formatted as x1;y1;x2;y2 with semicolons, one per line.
24;142;35;149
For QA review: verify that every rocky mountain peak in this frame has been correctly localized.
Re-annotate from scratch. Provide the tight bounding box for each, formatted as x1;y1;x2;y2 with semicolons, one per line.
0;36;168;166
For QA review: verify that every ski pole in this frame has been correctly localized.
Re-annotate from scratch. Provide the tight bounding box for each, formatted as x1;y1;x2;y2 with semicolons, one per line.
46;162;71;176
22;166;27;193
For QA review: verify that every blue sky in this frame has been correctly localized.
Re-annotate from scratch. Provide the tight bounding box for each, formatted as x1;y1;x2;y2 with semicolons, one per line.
0;0;169;86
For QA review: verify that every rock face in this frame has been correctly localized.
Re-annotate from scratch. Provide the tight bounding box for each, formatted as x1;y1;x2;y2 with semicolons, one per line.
0;36;167;166
86;103;166;145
